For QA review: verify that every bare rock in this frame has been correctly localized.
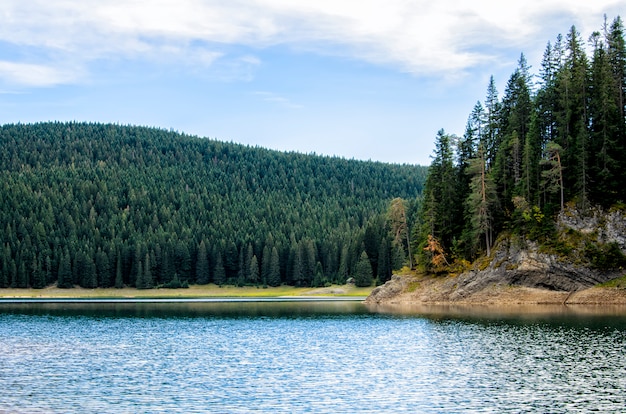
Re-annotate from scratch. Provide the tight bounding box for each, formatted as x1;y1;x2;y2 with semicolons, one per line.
365;275;410;304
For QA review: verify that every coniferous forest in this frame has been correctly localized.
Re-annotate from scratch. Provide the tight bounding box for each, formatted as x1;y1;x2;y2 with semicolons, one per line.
2;17;624;290
416;16;626;269
0;122;427;289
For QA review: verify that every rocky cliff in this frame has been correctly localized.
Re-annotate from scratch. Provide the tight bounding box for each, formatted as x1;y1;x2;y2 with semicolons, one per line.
366;206;626;305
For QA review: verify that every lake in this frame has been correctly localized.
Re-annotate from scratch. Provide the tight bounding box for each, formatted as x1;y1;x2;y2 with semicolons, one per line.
0;300;625;413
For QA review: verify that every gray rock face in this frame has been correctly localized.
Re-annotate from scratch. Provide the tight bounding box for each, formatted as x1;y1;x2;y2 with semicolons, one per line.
559;207;626;253
600;210;626;252
452;207;625;295
367;206;625;303
367;275;409;303
449;240;618;301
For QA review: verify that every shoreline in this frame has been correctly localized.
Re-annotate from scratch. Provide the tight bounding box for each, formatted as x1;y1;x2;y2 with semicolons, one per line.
366;273;626;306
0;284;373;300
0;296;367;304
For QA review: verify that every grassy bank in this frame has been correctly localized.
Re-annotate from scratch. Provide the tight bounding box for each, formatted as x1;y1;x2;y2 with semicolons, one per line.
0;284;374;299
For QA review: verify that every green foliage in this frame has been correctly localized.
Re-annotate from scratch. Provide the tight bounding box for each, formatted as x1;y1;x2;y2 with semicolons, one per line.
0;122;426;289
584;242;626;270
354;251;373;287
599;274;626;288
416;15;626;270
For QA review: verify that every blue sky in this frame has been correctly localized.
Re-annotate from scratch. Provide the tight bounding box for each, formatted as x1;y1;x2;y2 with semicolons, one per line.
1;1;623;165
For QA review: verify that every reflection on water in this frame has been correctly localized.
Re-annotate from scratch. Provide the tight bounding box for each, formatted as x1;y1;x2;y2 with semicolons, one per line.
1;301;625;413
366;302;626;328
0;300;371;319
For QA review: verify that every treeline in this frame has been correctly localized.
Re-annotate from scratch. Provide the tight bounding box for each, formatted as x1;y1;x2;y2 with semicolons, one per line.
416;16;625;266
0;122;426;289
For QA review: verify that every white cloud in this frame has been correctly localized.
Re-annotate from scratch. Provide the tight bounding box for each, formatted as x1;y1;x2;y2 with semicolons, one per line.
0;0;622;86
0;61;83;87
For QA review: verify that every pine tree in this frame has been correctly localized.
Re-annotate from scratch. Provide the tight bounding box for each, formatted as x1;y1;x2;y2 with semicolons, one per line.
249;255;259;285
419;129;457;258
0;246;9;288
196;240;210;285
114;250;124;289
484;76;501;166
291;241;304;287
337;243;349;284
143;252;153;289
95;248;111;288
388;198;412;268
541;141;565;211
585;21;624;205
376;236;392;284
353;251;373;287
464;144;496;257
16;260;27;288
557;25;591;207
266;247;281;287
31;254;45;289
244;243;254;284
213;254;226;286
136;260;145;289
81;255;97;289
312;261;325;287
606;16;626;187
261;244;271;285
57;249;73;288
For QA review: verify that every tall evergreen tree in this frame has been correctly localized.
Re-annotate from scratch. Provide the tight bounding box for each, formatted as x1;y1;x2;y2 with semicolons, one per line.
114;250;124;289
249;255;260;285
57;249;73;288
606;16;626;185
588;30;620;204
376;236;392;284
95;248;111;288
494;55;533;217
266;247;281;287
196;240;210;285
213;254;226;286
419;129;457;257
484;76;501;166
31;254;45;289
353;251;373;287
143;252;154;289
557;25;591;207
464;144;496;257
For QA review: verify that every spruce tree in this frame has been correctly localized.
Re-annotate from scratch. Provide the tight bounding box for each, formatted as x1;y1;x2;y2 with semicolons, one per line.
249;255;259;285
354;251;373;287
464;144;496;257
213;254;226;286
114;251;124;289
57;250;73;289
267;247;281;287
196;240;210;285
144;252;153;289
376;236;392;284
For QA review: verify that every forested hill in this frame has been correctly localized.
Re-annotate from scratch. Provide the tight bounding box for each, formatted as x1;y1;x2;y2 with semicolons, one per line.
0;122;427;289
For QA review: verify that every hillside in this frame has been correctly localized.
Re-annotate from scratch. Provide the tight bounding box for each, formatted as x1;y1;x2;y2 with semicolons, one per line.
0;122;427;289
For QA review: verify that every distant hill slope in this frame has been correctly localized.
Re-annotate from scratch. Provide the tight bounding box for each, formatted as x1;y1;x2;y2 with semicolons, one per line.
0;122;427;289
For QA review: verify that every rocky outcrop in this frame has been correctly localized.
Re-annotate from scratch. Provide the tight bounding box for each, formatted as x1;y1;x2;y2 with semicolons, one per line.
367;275;412;303
445;239;620;302
558;206;626;253
366;206;626;305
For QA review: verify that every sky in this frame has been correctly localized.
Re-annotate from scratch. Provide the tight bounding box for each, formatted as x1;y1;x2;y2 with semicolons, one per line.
1;1;624;166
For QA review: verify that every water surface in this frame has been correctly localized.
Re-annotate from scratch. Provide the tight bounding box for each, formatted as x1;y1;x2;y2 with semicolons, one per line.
1;302;625;413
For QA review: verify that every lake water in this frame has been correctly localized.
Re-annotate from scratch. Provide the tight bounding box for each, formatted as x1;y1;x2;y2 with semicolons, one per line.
1;300;625;413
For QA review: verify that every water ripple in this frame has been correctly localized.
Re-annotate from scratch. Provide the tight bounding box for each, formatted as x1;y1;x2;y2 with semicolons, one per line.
0;308;624;412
